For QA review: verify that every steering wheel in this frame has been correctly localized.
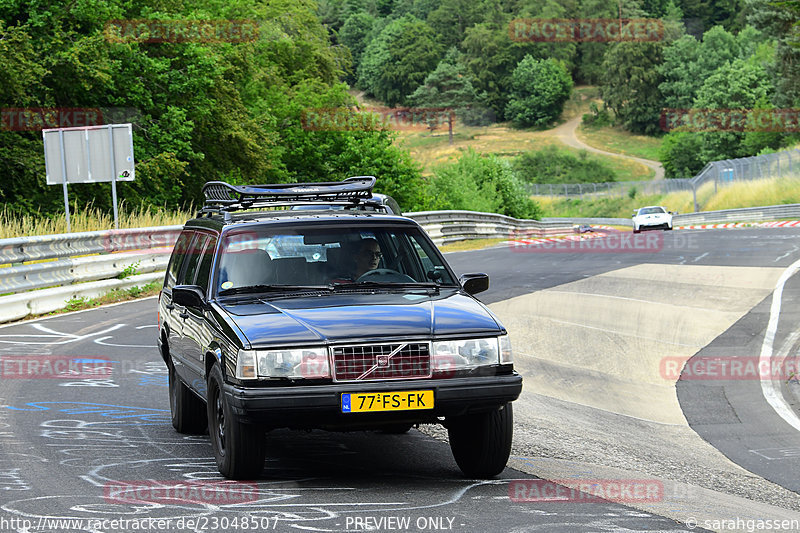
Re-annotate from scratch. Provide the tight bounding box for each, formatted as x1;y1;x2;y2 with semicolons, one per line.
356;268;415;283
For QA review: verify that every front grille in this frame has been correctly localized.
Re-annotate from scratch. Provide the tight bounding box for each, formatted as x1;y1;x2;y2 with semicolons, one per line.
332;342;431;381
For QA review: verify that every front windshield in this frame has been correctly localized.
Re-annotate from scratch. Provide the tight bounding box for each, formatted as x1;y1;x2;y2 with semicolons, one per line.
215;225;457;294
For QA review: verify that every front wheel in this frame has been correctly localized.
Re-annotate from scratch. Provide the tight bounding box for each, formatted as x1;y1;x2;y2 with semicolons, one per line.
169;363;207;434
207;363;266;479
447;403;513;478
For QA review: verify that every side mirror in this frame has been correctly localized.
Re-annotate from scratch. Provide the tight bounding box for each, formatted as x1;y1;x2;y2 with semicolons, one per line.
459;273;489;295
172;285;207;308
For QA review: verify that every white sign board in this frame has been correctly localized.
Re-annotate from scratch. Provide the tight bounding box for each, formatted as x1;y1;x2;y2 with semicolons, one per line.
43;124;135;185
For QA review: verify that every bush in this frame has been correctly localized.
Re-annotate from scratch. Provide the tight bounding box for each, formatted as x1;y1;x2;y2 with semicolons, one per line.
512;145;616;184
659;131;704;179
425;149;540;219
581;102;612;128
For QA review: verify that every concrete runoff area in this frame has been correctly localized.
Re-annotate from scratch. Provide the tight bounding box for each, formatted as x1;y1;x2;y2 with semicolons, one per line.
490;264;783;424
486;264;800;530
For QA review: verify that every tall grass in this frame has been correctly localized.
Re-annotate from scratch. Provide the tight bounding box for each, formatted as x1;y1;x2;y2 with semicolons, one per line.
0;203;194;239
703;177;800;211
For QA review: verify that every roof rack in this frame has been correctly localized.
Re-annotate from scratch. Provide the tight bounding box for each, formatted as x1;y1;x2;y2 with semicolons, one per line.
199;176;376;220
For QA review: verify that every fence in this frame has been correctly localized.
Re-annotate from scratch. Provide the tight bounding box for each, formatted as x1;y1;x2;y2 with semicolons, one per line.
1;205;799;323
526;148;800;212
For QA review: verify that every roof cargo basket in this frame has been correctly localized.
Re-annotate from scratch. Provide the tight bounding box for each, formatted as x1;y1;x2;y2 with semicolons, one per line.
199;176;376;219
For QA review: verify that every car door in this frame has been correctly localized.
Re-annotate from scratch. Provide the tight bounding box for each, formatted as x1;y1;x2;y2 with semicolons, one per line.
162;230;194;371
180;232;218;387
170;232;209;386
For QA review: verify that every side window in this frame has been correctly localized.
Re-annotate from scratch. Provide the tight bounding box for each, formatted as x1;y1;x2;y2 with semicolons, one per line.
194;235;218;290
182;234;211;286
164;231;194;290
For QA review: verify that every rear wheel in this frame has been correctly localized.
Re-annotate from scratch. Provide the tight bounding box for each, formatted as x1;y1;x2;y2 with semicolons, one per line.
447;403;513;478
633;227;640;234
207;363;266;479
168;363;207;434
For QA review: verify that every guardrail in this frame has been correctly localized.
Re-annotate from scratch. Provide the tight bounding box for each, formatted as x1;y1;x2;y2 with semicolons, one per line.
1;205;798;324
407;210;573;246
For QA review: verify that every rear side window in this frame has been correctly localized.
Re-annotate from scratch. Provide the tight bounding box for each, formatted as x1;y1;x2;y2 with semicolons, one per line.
164;231;194;290
194;235;218;289
183;234;212;286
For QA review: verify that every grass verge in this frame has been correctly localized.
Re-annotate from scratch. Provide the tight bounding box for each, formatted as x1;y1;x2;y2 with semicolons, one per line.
576;124;663;161
54;281;161;316
0;203;194;239
439;238;508;253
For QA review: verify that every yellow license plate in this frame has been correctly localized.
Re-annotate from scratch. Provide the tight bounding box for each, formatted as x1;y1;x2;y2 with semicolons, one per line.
341;390;434;413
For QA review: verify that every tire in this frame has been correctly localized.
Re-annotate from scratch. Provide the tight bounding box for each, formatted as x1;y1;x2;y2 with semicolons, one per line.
169;363;207;434
447;403;513;478
207;363;266;479
633;227;640;234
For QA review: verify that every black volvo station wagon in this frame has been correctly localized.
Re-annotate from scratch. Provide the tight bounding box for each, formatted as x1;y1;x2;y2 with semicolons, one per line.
157;177;522;479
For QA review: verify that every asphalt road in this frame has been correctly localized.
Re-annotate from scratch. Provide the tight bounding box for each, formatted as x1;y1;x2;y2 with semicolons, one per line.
1;227;799;532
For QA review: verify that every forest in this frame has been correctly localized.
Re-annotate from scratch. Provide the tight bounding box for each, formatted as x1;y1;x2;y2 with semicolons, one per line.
1;0;798;219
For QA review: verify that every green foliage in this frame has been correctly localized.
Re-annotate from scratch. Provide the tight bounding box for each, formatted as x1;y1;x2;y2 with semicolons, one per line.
407;49;491;129
0;0;427;217
601;42;665;135
581;102;612;128
357;15;442;107
425;149;541;219
117;260;141;280
338;11;376;79
659;131;704;178
64;296;91;313
512;145;617;184
506;56;572;128
693;58;773;161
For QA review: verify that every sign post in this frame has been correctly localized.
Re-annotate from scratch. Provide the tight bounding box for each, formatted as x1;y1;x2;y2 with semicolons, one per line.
43;123;135;231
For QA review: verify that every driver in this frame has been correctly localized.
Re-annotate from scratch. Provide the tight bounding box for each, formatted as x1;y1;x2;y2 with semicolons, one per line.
332;238;382;282
353;238;382;279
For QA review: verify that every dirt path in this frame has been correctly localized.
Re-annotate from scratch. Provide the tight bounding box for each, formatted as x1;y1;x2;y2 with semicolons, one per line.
553;114;665;180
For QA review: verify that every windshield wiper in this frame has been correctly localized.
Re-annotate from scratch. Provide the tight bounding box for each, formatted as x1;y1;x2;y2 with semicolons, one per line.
333;281;441;294
219;284;333;296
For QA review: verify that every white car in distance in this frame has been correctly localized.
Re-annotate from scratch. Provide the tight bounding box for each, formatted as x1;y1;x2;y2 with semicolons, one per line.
632;206;674;233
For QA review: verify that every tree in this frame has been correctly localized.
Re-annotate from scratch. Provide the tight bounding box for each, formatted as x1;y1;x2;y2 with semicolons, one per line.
338;11;376;81
746;0;800;108
357;16;442;106
658;131;704;178
693;58;773;161
407;50;487;143
506;56;573;128
425;149;540;219
601;41;665;134
461;22;519;120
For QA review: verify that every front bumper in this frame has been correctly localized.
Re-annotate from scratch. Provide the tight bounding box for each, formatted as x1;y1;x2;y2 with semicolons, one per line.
223;373;523;428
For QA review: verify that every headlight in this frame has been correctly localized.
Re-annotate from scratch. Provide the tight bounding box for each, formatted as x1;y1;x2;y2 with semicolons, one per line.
235;347;330;379
432;337;500;371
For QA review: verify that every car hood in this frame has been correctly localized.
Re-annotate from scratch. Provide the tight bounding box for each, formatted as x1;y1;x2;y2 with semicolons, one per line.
218;290;503;347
